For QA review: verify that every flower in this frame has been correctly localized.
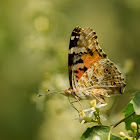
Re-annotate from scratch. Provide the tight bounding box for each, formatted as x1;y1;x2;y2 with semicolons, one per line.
76;100;107;124
77;110;93;124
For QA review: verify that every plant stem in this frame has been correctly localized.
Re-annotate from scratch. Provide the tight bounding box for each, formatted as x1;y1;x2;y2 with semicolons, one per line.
112;111;135;128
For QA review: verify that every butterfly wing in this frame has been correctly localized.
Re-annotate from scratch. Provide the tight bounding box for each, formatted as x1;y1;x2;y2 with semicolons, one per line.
77;58;126;96
68;27;83;88
68;27;107;89
68;27;126;103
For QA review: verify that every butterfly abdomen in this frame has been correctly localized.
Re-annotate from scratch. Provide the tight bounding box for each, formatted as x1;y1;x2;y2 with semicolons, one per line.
63;87;90;100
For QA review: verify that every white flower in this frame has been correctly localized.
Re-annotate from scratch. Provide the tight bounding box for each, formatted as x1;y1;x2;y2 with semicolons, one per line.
81;120;86;124
76;110;93;124
98;103;107;110
84;107;96;117
76;100;107;124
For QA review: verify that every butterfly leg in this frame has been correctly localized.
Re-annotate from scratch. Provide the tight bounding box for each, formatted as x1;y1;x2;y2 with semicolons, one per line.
74;96;84;111
88;91;107;104
68;97;80;114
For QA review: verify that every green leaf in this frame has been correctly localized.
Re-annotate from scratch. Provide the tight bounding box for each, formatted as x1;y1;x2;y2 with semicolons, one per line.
123;103;134;116
131;91;140;115
80;125;122;140
123;103;138;130
123;92;140;130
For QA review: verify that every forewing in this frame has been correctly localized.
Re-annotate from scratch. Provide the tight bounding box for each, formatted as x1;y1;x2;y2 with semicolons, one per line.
68;27;107;88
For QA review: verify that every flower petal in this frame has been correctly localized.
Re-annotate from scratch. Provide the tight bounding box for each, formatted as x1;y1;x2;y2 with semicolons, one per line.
84;108;93;112
89;111;94;117
81;120;85;124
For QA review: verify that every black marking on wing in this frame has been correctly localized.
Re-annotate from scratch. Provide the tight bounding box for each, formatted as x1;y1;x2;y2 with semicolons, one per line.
79;67;87;72
68;27;82;87
75;58;83;65
69;28;81;49
69;38;79;49
68;54;74;66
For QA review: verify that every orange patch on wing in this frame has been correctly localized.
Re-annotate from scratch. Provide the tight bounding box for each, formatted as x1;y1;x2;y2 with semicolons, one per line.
82;51;102;68
75;51;102;79
75;69;84;79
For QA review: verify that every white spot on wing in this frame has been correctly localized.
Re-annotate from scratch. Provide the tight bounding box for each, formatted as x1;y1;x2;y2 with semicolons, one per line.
71;36;75;40
69;47;75;54
88;44;93;49
74;47;87;54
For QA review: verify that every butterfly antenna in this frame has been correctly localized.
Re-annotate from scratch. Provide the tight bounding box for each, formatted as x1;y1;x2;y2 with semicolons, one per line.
38;89;64;97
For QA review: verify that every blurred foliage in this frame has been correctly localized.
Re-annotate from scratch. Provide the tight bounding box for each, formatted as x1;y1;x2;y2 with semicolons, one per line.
0;0;140;140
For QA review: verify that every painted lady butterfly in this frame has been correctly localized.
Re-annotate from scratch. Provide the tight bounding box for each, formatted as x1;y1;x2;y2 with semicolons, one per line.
62;26;126;104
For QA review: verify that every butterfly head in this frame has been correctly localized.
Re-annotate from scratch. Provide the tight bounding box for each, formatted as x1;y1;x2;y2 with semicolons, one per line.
62;87;76;97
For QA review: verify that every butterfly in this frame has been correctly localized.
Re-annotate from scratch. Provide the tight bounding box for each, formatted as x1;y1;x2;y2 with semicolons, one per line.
62;26;126;104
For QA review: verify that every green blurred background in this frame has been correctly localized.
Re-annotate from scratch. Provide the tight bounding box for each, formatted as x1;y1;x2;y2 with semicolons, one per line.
0;0;140;140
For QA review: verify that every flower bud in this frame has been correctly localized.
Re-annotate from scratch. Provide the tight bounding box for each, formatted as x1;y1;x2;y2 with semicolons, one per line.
138;125;140;133
119;132;125;137
127;130;133;137
95;105;100;112
131;122;137;130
